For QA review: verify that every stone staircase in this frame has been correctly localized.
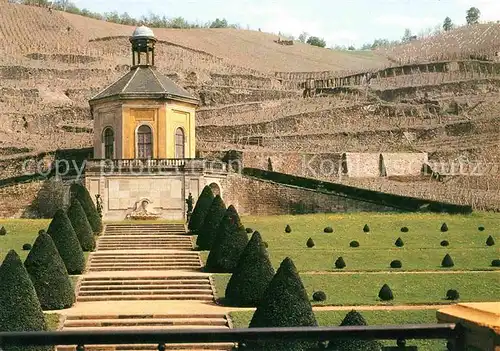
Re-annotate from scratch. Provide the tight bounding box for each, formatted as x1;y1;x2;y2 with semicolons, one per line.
58;223;232;351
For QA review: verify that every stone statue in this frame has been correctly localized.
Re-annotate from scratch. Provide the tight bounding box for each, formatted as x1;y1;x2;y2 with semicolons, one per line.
186;193;194;222
127;198;160;220
95;194;103;218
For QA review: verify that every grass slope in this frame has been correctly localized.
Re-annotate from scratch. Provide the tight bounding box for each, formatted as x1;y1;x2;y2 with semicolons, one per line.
0;220;50;261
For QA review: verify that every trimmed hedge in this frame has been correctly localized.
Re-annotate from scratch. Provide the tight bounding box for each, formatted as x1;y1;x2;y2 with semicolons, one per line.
70;183;102;234
225;232;275;307
440;223;449;232
24;233;76;310
22;243;32;251
306;238;315;248
486;235;495;246
491;259;500;267
446;289;460;301
205;205;249;273
378;284;394;301
442;254;454;268
248;258;318;351
246;228;254;234
324;227;333;233
390;260;402;269
312;291;327;302
188;185;214;233
285;224;292;233
335;257;346;269
394;237;404;247
478;226;485;232
327;310;382;350
196;195;226;250
67;198;95;252
242;168;472;214
400;227;409;233
440;240;450;247
350;241;360;248
0;226;6;236
0;250;50;351
47;209;86;274
363;224;370;233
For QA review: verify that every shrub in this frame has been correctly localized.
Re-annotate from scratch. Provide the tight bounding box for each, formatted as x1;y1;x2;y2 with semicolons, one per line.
285;224;292;233
390;260;402;269
446;289;460;300
363;224;370;233
486;235;495;246
263;241;269;248
491;259;500;267
335;256;346;269
306;238;315;248
196;195;226;250
188;186;214;233
312;291;327;302
24;233;76;310
441;254;454;268
46;209;86;274
350;240;360;248
246;227;254;233
0;226;6;236
38;230;46;235
324;227;333;233
247;258;318;351
478;226;485;231
0;250;50;351
400;227;409;233
378;284;394;301
70;183;102;234
225;232;275;307
67;198;95;251
327;310;382;350
441;222;449;232
205;205;249;273
441;240;450;247
395;237;404;247
22;243;32;251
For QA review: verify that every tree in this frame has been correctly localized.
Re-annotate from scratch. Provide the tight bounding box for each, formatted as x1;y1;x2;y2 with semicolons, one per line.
196;195;226;250
247;257;318;351
70;183;102;234
443;17;454;31
298;32;308;43
0;250;50;351
24;233;76;310
188;186;214;233
67;198;95;252
306;36;326;48
205;205;248;273
401;28;413;43
47;209;86;274
327;310;382;350
466;7;480;25
210;18;228;28
225;231;275;307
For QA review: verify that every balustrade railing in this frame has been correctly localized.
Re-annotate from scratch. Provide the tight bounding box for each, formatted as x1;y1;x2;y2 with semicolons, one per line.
85;159;228;173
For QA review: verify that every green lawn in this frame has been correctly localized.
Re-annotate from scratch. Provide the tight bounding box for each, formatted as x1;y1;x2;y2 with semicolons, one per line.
44;313;61;331
214;271;499;306
0;219;50;261
202;213;499;272
230;310;446;351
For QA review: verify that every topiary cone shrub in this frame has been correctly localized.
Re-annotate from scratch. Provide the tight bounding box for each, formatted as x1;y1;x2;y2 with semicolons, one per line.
0;250;50;351
24;233;76;310
324;227;333;233
440;240;450;247
395;237;404;247
390;260;402;269
47;209;86;274
478;226;485;232
440;223;449;232
245;227;253;234
446;289;460;301
263;241;269;248
306;238;315;248
378;284;394;301
285;224;292;233
22;243;32;251
441;254;454;268
335;257;346;269
400;227;409;233
327;310;382;350
67;198;95;252
70;183;102;234
491;259;500;267
38;230;46;235
363;224;370;233
247;258;318;351
350;240;360;248
225;232;275;307
486;235;495;246
312;291;326;302
196;195;226;251
0;226;6;236
205;205;249;273
188;186;214;234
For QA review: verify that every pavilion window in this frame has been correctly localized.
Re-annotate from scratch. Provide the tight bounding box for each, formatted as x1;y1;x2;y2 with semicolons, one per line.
103;128;114;159
137;125;153;159
175;128;185;159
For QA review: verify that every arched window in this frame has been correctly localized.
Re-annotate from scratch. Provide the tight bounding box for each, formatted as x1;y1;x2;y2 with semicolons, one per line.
103;127;114;159
137;125;153;159
175;128;185;159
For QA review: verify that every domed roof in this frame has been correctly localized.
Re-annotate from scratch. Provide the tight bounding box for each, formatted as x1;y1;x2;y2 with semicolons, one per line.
132;25;155;39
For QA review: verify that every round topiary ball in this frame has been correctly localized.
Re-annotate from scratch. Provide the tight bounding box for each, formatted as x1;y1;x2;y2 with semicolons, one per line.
245;228;254;234
306;238;315;248
350;240;360;248
335;256;346;269
390;260;402;269
400;227;409;233
22;243;32;251
442;254;454;268
363;224;370;233
491;259;500;267
486;235;495;246
446;289;460;300
263;241;269;248
312;291;327;302
440;223;449;232
0;226;7;236
38;229;46;235
378;284;394;301
395;237;404;247
440;240;450;247
478;226;485;232
324;227;333;233
285;225;292;233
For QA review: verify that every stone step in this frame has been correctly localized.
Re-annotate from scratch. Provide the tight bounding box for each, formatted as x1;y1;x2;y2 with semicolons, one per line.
62;325;229;331
89;260;201;264
87;266;201;272
77;294;214;302
96;246;193;250
57;343;232;351
91;253;199;256
64;317;227;328
65;314;225;320
82;276;209;281
99;236;190;239
79;285;211;291
80;280;210;286
78;289;213;296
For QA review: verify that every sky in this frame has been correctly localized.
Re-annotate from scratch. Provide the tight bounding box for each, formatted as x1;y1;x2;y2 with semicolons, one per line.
72;0;500;47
